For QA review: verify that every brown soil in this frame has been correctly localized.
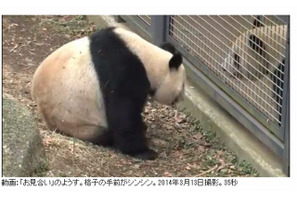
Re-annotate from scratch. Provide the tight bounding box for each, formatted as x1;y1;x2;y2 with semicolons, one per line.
2;15;258;177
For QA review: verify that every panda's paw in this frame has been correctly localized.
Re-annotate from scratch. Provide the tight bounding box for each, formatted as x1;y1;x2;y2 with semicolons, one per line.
132;149;158;160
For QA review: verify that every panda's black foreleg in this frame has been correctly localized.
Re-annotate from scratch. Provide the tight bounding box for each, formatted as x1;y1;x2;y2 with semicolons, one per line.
113;118;157;160
106;98;157;160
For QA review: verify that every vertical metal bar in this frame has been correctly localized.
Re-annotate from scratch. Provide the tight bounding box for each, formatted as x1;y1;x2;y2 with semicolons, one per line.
151;16;167;45
115;16;125;23
279;15;290;176
283;93;290;176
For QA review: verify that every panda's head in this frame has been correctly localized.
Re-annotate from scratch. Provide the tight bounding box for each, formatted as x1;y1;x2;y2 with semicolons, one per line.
113;28;186;106
150;43;186;105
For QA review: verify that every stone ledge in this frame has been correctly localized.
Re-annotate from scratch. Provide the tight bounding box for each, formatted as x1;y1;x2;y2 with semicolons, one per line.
177;80;285;177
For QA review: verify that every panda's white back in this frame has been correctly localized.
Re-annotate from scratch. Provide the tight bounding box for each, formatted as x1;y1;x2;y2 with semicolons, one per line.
31;37;107;139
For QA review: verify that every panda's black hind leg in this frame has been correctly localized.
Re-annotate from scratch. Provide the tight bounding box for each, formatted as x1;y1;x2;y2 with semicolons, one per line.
90;128;113;147
131;149;158;160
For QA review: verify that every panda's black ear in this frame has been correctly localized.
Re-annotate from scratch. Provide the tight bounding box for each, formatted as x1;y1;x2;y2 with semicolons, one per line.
169;52;183;70
160;42;176;54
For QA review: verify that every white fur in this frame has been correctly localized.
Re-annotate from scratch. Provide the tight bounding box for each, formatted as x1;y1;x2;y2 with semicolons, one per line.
31;37;107;140
221;25;287;79
114;28;186;104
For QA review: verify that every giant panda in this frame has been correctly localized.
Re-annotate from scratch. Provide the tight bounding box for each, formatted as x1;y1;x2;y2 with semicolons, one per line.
31;27;186;160
220;23;287;81
220;18;288;125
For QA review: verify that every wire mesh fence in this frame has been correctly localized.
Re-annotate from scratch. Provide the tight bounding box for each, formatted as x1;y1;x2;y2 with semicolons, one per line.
120;15;289;174
138;15;151;26
168;15;287;130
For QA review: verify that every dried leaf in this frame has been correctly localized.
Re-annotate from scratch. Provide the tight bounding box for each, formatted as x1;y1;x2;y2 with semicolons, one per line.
197;145;205;153
192;133;203;140
217;159;226;171
216;150;223;157
164;171;173;176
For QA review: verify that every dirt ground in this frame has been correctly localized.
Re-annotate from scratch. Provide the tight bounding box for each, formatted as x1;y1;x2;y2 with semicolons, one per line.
2;15;258;177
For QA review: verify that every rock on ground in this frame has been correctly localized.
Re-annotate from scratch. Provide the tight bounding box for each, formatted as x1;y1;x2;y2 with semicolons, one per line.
3;94;46;177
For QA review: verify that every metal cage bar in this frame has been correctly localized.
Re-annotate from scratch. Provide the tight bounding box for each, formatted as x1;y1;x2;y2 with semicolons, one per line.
278;16;290;176
151;16;167;45
138;15;151;26
118;15;152;41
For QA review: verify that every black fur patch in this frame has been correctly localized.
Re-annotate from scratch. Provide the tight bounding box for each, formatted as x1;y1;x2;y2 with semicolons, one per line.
249;34;265;56
149;89;156;97
249;34;270;76
160;42;183;70
234;53;240;70
160;42;176;54
89;28;157;160
90;127;113;147
253;16;264;28
169;52;183;70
